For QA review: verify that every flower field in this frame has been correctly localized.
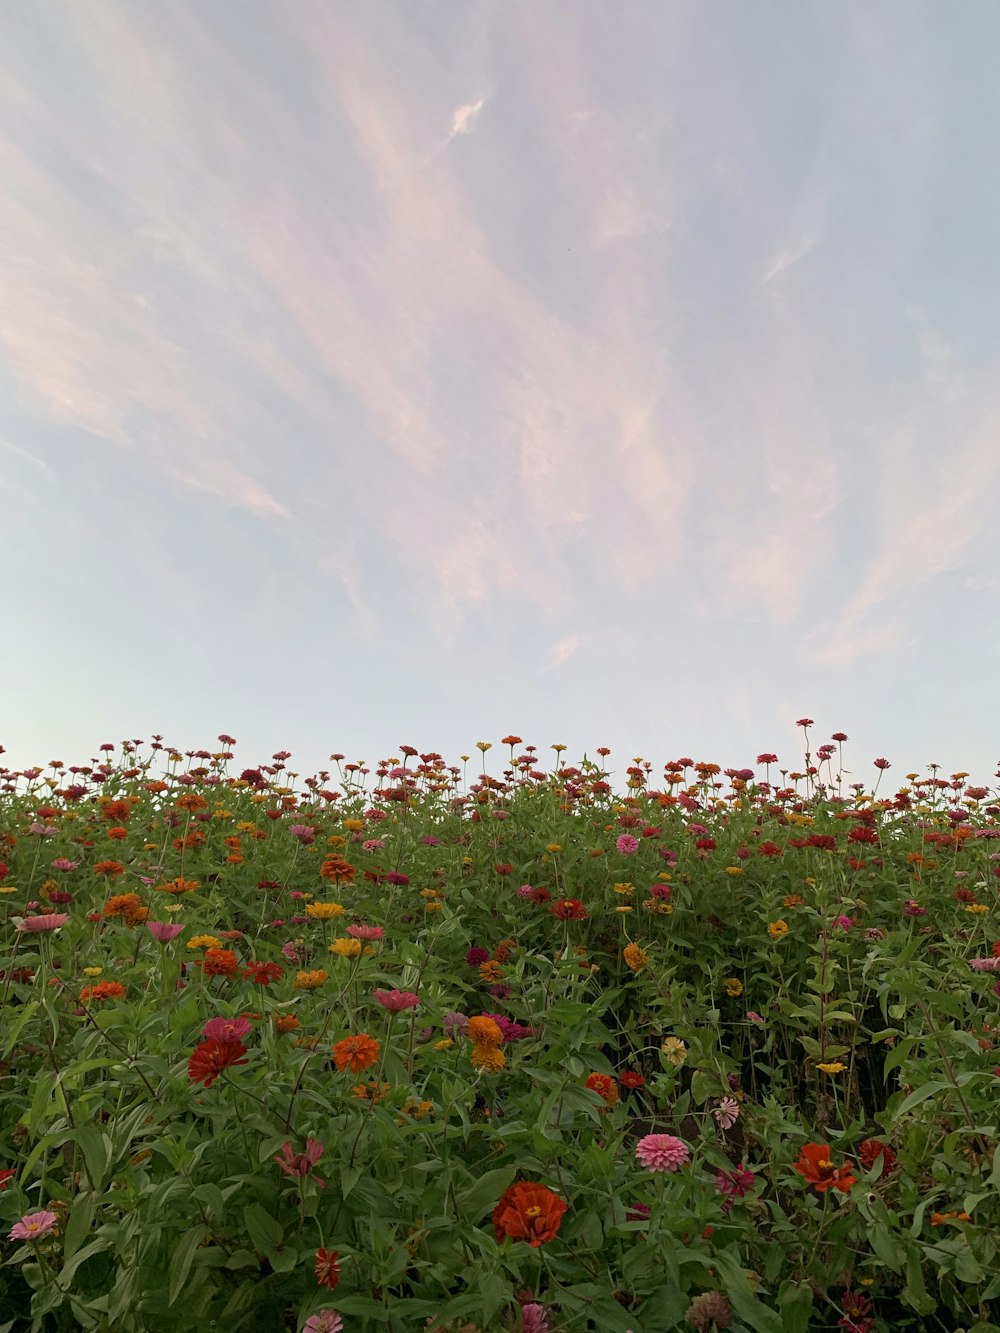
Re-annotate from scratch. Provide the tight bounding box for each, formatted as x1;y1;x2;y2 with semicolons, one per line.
1;726;999;1332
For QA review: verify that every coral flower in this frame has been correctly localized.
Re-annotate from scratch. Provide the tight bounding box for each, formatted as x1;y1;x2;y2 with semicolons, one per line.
635;1134;690;1173
792;1143;856;1193
332;1034;380;1073
373;988;420;1011
201;1016;252;1043
492;1182;567;1247
15;914;69;933
346;924;384;940
585;1072;619;1106
187;1038;249;1087
80;981;125;1002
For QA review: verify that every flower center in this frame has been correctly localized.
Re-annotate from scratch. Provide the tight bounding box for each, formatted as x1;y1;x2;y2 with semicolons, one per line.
525;1206;542;1218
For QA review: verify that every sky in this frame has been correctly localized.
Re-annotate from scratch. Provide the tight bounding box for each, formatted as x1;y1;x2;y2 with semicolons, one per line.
3;0;1000;791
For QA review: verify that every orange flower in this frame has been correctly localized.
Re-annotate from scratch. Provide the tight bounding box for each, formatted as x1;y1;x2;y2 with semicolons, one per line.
175;793;209;812
585;1072;619;1106
332;1034;380;1073
275;1015;300;1034
156;877;199;895
791;1143;856;1194
200;949;239;978
466;1016;504;1046
930;1210;971;1226
623;943;649;971
102;799;132;823
103;894;148;926
93;860;125;878
470;1044;506;1072
319;857;356;884
478;961;504;982
80;980;126;1002
106;826;128;841
492;1182;567;1247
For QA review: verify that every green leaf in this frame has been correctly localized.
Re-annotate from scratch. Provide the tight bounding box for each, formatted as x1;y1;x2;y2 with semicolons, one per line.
869;1222;905;1273
73;1124;113;1193
243;1203;283;1254
62;1191;96;1263
456;1165;517;1221
478;1271;509;1324
777;1280;814;1333
2;1000;39;1059
168;1225;210;1305
955;1247;986;1284
893;1079;952;1119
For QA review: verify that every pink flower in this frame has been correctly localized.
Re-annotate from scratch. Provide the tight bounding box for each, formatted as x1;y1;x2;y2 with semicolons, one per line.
373;988;420;1012
517;884;535;899
302;1312;343;1333
650;883;671;900
202;1016;253;1043
713;1097;740;1130
274;1138;325;1186
147;921;184;942
970;958;1000;971
347;924;384;941
833;915;854;930
746;1011;764;1024
616;834;640;855
635;1134;689;1173
288;825;316;844
15;914;69;933
51;858;79;872
519;1302;551;1333
716;1165;756;1202
361;839;384;851
9;1210;58;1241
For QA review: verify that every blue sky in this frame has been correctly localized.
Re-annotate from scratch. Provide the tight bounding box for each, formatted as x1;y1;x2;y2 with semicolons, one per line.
3;1;999;789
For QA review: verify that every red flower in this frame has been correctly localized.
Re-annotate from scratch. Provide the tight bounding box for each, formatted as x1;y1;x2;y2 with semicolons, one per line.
315;1247;341;1289
0;1168;15;1191
187;1039;249;1087
619;1071;646;1089
858;1139;897;1174
492;1182;567;1247
550;898;587;920
792;1143;856;1194
243;961;284;986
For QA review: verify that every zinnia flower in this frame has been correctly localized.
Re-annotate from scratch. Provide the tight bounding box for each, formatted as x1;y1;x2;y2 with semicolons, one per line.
623;943;649;971
187;1038;249;1088
792;1143;856;1194
294;969;328;990
315;1246;340;1289
550;898;587;920
9;1210;58;1242
715;1165;755;1211
768;919;789;939
585;1072;619;1106
661;1036;687;1066
302;1312;343;1333
15;914;69;933
373;988;419;1011
244;961;284;985
80;980;125;1002
519;1302;551;1333
200;949;239;978
201;1016;252;1043
346;924;384;940
616;834;640;855
858;1139;897;1174
0;1168;16;1191
332;1034;380;1073
470;1044;506;1072
725;978;743;996
713;1097;739;1130
466;1016;504;1046
492;1182;567;1247
306;902;344;920
275;1138;325;1186
147;921;184;942
636;1134;689;1172
329;938;362;957
685;1291;733;1332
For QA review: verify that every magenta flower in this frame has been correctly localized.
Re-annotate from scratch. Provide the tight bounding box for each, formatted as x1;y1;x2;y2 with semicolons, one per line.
616;834;640;855
833;915;854;930
15;914;69;933
519;1302;551;1333
713;1097;740;1130
275;1138;325;1186
302;1312;343;1333
903;900;927;917
373;988;420;1012
635;1134;689;1173
9;1210;58;1241
202;1016;253;1043
347;924;384;940
147;921;184;942
716;1165;756;1203
517;884;535;899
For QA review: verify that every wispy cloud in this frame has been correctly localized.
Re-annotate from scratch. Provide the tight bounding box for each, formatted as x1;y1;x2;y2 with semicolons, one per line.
446;97;486;143
0;435;54;478
544;636;579;671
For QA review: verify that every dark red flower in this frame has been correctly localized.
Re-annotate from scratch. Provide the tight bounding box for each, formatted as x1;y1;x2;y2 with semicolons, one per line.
619;1071;646;1089
187;1039;249;1088
551;898;587;920
0;1168;16;1191
243;961;284;986
858;1139;897;1174
315;1247;341;1289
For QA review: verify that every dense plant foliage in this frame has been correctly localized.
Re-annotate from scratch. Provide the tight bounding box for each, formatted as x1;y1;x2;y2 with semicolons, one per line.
1;726;999;1331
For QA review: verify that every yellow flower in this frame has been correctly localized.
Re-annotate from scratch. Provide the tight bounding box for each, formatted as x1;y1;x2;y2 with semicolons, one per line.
329;938;362;958
83;966;103;978
425;902;442;913
236;820;256;832
725;978;743;997
188;935;222;950
0;887;17;895
342;819;364;832
470;1043;506;1072
551;743;567;753
782;895;804;909
726;866;744;876
401;1099;434;1120
623;943;649;971
966;904;989;914
462;856;474;867
546;843;562;853
613;883;634;896
326;835;346;848
433;1039;454;1051
293;969;328;990
306;902;344;919
768;920;789;939
476;741;492;753
661;1037;687;1066
615;905;633;913
817;1062;846;1074
642;899;673;915
213;808;233;820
